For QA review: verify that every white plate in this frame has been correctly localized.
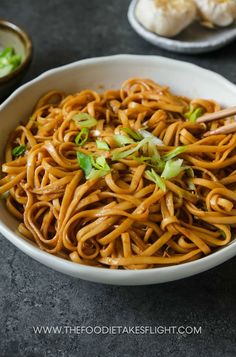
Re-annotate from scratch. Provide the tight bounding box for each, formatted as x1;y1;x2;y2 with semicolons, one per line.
128;0;236;54
1;54;236;285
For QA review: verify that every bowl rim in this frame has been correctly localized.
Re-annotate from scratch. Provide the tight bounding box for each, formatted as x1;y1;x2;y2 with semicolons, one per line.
0;19;33;83
1;54;236;284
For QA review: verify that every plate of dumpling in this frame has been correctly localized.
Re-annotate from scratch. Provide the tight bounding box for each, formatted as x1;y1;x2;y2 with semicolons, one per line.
128;0;236;53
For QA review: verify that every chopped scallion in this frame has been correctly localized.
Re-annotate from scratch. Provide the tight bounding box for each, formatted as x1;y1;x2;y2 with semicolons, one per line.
12;145;26;157
184;106;204;123
121;127;143;141
145;169;166;192
75;128;89;146
77;151;93;177
114;134;135;147
96;140;110;150
162;146;187;161
72;113;97;128
112;137;150;160
161;159;184;180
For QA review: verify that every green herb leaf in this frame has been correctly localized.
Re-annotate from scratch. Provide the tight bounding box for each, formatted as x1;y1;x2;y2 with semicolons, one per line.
96;140;110;150
72;113;97;128
162;146;187;161
121;127;143;141
112;137;150;160
75;128;89;146
161;159;184;180
76;151;93;177
114;134;135;147
184;106;204;123
12;145;26;157
145;169;166;192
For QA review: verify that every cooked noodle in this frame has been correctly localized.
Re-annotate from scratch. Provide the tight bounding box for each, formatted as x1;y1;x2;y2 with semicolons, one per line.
1;78;235;269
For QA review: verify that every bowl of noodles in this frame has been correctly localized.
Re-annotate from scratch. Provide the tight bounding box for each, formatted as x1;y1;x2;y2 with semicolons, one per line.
1;54;236;285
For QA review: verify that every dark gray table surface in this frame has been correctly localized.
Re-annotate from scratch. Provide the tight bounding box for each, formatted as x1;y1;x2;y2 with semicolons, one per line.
0;1;236;356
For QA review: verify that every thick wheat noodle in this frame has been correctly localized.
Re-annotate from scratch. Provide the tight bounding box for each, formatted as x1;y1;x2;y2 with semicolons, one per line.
1;78;236;269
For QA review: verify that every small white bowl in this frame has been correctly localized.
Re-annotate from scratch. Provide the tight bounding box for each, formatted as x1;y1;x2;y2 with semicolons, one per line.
128;0;236;54
1;54;236;285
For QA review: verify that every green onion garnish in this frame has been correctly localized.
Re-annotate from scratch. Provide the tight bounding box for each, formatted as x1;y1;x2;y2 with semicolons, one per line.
0;47;22;78
145;169;166;192
161;159;184;180
121;127;143;141
162;146;187;161
112;137;150;160
114;134;135;147
77;151;93;177
184;106;204;123
96;140;110;150
77;151;110;179
12;145;26;158
138;129;164;146
75;128;89;146
72;113;97;128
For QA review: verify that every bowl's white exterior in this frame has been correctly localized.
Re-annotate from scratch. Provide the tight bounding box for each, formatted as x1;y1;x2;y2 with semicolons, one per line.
1;54;236;285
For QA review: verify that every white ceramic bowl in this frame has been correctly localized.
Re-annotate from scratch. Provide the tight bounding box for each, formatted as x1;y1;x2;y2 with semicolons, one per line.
1;54;236;285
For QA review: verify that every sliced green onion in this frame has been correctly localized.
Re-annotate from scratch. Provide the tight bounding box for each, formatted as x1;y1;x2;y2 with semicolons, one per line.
0;64;14;77
0;47;21;78
162;146;187;161
88;157;110;179
145;142;161;161
121;127;143;141
8;54;21;69
161;159;184;180
186;167;194;178
92;156;110;171
86;168;108;180
114;134;135;147
96;140;110;150
72;113;97;128
153;159;166;173
184;106;204;123
187;179;196;191
12;145;26;158
131;155;153;164
0;47;14;59
77;151;93;177
75;128;89;146
77;151;110;179
112;137;150;160
138;129;164;146
145;169;166;192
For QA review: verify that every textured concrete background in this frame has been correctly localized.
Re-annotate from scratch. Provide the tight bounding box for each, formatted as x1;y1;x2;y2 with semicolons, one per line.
0;1;236;356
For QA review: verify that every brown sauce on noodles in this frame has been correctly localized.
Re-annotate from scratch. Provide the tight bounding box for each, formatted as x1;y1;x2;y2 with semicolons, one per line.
1;78;235;269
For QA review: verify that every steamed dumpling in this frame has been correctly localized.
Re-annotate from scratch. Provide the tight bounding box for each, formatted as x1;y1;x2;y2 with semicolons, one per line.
195;0;236;27
135;0;197;37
